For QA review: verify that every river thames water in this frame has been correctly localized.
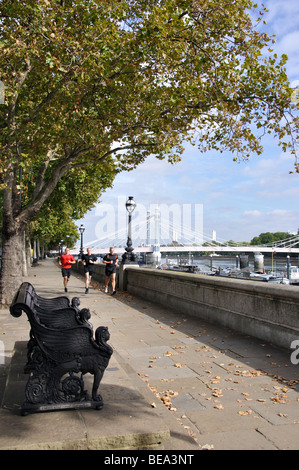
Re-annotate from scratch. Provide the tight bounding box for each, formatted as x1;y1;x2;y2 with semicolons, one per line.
159;254;299;274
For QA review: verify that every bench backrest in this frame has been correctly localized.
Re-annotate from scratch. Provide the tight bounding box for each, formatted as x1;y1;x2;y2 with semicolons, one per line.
10;282;89;329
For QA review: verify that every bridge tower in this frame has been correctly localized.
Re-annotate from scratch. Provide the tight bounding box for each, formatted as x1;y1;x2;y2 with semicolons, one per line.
146;210;151;246
153;206;161;264
147;206;161;265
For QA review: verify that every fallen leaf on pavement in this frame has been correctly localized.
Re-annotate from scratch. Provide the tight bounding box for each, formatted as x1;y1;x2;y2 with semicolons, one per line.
214;404;224;410
212;389;223;397
238;410;252;416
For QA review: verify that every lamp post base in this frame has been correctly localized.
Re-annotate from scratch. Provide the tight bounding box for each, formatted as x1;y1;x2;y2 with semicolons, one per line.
122;235;137;264
121;251;137;264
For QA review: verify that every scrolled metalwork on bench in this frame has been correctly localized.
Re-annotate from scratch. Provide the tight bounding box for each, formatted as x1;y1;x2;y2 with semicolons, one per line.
10;282;113;415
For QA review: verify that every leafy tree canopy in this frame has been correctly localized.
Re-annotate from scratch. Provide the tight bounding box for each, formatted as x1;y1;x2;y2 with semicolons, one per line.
29;162;115;247
1;0;299;304
30;207;79;249
250;231;293;245
1;0;298;210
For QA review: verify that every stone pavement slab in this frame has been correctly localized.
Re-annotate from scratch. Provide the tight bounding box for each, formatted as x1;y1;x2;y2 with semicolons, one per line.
1;259;299;451
0;341;171;450
0;260;199;451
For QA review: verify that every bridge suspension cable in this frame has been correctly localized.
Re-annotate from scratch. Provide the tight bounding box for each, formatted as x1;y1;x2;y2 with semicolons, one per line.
158;217;241;247
253;234;299;249
79;209;299;252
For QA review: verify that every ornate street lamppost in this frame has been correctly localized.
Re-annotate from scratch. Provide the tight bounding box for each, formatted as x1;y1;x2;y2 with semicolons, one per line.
122;197;137;264
79;224;85;257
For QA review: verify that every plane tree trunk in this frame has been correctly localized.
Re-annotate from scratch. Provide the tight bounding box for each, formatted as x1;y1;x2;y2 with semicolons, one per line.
0;194;27;306
0;229;25;306
0;158;70;306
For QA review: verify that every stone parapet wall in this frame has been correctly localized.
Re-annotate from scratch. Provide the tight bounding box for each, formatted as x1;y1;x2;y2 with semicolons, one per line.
73;262;299;350
123;267;299;351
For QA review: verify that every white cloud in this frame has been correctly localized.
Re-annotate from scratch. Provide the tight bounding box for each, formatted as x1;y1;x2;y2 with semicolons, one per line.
268;209;294;218
244;210;263;217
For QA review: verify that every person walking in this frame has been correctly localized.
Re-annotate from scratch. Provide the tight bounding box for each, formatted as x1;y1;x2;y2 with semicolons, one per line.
59;247;76;292
103;247;118;295
81;247;98;293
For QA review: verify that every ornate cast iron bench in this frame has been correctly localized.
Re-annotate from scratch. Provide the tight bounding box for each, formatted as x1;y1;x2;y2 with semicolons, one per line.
10;282;113;415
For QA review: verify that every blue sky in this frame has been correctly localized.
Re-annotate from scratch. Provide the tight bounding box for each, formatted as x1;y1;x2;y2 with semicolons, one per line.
77;0;299;247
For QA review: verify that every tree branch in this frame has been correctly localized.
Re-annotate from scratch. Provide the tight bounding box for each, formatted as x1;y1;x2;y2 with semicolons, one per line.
31;145;59;201
7;59;31;130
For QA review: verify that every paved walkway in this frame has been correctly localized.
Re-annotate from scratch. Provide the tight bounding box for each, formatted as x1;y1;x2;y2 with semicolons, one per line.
1;259;299;450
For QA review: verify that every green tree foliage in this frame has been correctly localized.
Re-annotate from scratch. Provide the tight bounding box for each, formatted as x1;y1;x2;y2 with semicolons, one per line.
250;232;293;245
28;162;115;248
1;0;299;304
30;208;79;250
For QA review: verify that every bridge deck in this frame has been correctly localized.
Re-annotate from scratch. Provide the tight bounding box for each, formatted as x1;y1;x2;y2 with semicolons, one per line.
70;246;299;255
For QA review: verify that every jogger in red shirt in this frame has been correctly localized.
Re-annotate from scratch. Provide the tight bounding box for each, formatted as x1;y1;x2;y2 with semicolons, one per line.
59;247;76;292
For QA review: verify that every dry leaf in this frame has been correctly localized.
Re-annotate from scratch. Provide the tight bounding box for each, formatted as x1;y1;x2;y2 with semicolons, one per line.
238;410;252;416
271;397;286;403
214;404;224;410
161;396;171;404
212;389;223;397
201;444;214;450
